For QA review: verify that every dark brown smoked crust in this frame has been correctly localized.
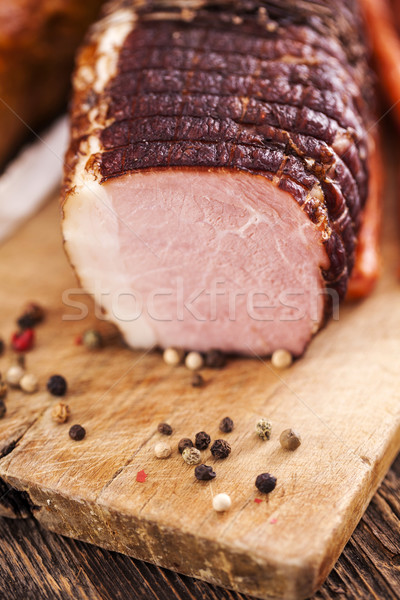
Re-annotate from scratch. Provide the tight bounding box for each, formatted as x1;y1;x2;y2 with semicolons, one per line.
66;0;375;302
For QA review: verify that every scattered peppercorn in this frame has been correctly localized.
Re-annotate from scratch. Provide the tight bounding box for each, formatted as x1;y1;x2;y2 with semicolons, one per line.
22;302;44;325
280;428;301;451
191;373;204;388
182;446;201;465
69;424;86;441
194;464;216;481
271;349;293;369
47;375;67;397
154;441;172;459
0;339;4;356
0;398;6;419
82;329;103;349
0;380;7;400
256;418;272;441
178;438;193;454
11;329;35;352
185;351;204;371
195;431;211;450
17;303;45;330
6;364;25;388
205;349;226;369
219;416;234;433
163;347;184;366
212;493;231;512
51;402;70;424
157;422;173;436
17;314;36;330
210;439;231;459
255;473;277;494
20;373;39;394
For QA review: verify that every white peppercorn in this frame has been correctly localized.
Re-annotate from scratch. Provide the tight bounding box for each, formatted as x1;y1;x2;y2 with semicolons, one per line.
154;441;172;459
20;373;39;394
185;351;204;371
256;418;272;441
182;446;201;465
271;349;293;369
212;493;231;512
6;364;25;388
163;347;184;366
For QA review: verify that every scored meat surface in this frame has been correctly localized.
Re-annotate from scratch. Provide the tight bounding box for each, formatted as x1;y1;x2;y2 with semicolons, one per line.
63;0;375;356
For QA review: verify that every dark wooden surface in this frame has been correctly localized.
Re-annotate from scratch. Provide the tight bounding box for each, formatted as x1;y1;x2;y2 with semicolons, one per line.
0;454;398;600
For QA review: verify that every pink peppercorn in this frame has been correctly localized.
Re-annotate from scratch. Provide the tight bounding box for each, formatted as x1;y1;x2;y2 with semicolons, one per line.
11;329;35;352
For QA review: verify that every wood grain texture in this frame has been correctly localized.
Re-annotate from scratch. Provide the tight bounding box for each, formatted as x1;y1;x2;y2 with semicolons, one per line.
0;170;399;599
0;453;399;600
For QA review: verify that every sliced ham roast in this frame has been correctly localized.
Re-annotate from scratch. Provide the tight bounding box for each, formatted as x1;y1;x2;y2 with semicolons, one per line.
62;0;375;356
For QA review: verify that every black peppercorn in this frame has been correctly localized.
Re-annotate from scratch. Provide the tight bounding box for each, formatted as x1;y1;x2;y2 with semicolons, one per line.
0;339;4;356
219;416;234;433
195;431;211;450
178;438;193;454
191;373;204;388
255;473;277;494
194;464;216;481
0;398;6;419
157;422;173;435
17;303;45;330
17;314;36;330
210;439;231;459
205;349;226;369
47;375;67;397
69;424;86;441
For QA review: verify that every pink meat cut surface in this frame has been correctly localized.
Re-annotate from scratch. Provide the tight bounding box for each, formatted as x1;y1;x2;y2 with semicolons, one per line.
63;0;374;356
104;169;329;356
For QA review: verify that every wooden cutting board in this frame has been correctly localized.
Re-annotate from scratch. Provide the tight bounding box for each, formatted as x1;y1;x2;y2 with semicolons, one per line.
0;188;399;600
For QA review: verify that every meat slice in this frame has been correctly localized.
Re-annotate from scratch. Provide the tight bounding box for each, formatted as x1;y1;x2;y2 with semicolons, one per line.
62;0;375;356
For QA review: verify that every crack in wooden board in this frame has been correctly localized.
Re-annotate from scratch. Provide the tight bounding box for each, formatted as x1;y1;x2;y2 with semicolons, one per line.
0;189;399;600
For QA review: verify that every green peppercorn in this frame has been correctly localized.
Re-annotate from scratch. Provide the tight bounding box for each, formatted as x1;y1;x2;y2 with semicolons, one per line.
182;447;201;465
256;418;272;441
82;329;103;350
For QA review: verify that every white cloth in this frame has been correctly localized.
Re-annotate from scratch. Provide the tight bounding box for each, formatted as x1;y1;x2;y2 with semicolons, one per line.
0;115;69;243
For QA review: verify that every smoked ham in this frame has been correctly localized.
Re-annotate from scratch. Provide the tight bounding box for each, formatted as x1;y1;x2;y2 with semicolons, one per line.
0;0;103;167
62;0;376;356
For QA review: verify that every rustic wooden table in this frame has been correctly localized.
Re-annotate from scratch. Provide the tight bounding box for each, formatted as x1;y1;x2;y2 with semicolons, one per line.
0;452;398;600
